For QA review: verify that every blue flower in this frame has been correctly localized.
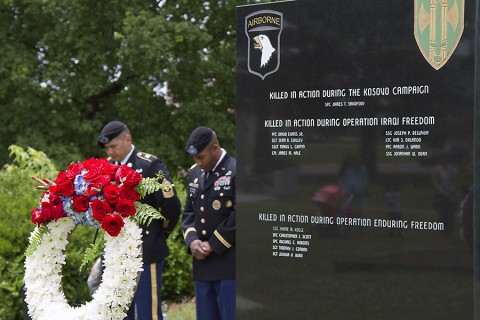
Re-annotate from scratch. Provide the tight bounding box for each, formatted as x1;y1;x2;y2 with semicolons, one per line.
74;171;91;195
85;206;100;228
62;196;83;225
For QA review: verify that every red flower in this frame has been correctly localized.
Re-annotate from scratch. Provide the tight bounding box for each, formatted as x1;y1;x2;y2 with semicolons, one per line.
52;204;67;221
103;184;119;204
91;199;112;222
101;213;125;237
72;195;90;212
119;185;141;202
40;202;55;222
86;183;101;196
31;193;66;226
57;180;75;197
123;170;142;187
54;171;69;185
93;174;112;188
49;193;62;206
66;162;84;180
82;157;100;170
99;159;119;178
123;170;142;188
116;199;136;218
48;185;59;194
82;167;101;182
115;165;142;187
31;208;49;225
114;165;129;184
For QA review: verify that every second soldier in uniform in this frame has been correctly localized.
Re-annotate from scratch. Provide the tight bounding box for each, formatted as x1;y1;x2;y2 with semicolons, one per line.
182;126;236;320
98;120;182;320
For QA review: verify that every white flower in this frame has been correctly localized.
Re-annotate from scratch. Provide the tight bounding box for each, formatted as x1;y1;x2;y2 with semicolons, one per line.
24;218;142;320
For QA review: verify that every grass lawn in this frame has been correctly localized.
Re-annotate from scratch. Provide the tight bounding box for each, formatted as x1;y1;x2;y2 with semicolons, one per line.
165;298;196;320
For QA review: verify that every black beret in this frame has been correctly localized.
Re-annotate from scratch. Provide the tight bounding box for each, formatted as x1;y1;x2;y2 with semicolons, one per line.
185;126;213;156
98;121;128;147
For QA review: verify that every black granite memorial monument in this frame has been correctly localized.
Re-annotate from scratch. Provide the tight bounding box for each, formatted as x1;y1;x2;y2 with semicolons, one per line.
236;1;479;319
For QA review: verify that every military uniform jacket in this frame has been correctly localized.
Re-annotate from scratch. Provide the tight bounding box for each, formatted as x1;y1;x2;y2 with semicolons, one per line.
119;148;182;264
182;153;236;281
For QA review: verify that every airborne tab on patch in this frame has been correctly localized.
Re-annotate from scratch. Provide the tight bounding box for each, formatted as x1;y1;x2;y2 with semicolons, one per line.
245;10;283;80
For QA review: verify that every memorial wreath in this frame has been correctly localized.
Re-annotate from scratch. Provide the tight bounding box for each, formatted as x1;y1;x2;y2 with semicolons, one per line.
24;157;166;320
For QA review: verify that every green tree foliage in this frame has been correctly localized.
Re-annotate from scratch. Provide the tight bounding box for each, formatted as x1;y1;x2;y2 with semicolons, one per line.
0;0;269;171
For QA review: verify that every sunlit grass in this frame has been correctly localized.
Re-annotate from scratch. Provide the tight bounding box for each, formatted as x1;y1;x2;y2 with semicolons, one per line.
165;298;195;320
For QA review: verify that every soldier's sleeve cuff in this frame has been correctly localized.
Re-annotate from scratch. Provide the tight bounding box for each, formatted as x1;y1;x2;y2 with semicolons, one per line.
214;230;232;249
183;227;199;251
184;227;197;240
209;230;233;255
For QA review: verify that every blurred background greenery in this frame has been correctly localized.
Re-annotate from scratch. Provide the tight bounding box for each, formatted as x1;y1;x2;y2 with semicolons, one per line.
0;0;276;172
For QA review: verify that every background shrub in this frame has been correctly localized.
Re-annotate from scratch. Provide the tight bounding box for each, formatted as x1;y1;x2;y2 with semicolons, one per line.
164;177;194;300
0;146;58;319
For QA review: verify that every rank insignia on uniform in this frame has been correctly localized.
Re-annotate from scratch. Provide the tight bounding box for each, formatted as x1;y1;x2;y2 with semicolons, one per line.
161;178;175;198
137;152;154;162
226;200;233;208
212;200;221;210
186;145;198;156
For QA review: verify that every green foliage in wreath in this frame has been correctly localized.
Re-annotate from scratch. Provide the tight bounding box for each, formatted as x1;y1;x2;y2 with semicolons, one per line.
134;202;165;226
135;173;167;198
24;225;50;257
78;235;105;272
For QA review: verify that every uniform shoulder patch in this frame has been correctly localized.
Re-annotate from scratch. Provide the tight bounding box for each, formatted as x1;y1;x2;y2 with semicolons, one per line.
161;178;175;198
137;152;157;162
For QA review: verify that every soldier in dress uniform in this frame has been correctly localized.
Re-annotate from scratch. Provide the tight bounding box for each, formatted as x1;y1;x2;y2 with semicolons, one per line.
98;120;182;320
182;126;236;320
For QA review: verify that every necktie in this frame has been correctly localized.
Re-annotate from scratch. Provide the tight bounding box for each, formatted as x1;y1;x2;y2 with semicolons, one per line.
205;171;211;183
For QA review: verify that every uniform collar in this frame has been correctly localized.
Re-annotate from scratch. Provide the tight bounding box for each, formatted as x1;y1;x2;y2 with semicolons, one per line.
120;144;135;165
211;148;226;173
